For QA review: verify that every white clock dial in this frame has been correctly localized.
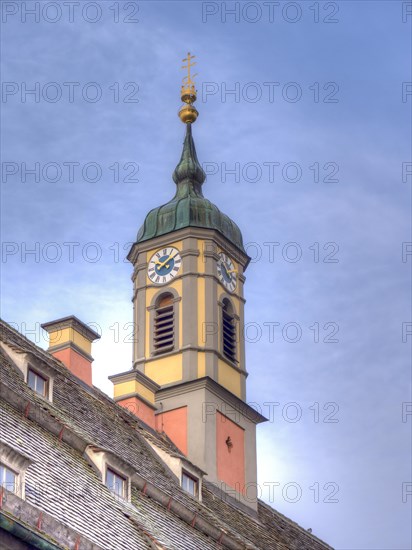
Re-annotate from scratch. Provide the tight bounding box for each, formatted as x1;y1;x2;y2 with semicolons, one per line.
148;247;182;285
217;252;237;292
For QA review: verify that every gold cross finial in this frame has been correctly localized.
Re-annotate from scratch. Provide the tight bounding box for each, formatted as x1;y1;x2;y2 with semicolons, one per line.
179;52;199;124
182;52;197;88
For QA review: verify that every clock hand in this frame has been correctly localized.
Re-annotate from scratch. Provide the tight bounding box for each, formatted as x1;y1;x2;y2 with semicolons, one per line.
222;260;236;274
155;255;172;269
164;252;180;269
156;251;180;270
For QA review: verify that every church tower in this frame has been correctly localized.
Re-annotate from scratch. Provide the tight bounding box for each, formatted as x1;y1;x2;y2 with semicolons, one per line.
110;54;266;509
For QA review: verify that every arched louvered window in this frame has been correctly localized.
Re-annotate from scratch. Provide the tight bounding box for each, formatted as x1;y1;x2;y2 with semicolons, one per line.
153;294;174;355
222;299;236;363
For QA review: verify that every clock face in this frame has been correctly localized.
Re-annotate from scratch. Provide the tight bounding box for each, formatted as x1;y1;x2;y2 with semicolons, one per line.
148;247;182;285
217;252;237;292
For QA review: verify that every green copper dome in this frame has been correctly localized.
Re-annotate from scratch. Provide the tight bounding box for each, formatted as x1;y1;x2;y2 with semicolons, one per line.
136;124;245;253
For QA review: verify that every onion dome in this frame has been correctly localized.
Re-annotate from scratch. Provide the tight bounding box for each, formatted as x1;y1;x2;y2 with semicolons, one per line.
136;124;245;253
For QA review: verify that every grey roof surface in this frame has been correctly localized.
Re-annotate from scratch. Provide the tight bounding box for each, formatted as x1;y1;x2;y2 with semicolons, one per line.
0;319;333;550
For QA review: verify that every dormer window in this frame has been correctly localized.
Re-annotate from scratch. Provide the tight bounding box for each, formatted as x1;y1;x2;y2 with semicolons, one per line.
145;438;204;501
0;463;17;493
0;343;54;401
182;471;198;497
84;446;132;503
106;467;126;499
0;442;33;499
27;368;48;397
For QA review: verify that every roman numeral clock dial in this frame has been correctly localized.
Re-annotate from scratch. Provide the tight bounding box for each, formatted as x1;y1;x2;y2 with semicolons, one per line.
217;252;237;292
148;247;182;285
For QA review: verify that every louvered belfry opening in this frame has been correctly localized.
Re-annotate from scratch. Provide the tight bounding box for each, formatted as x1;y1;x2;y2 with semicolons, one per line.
154;294;174;354
222;299;236;362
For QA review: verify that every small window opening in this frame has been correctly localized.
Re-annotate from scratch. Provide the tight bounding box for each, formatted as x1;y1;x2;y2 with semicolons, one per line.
182;471;198;497
0;464;16;493
27;368;48;397
154;294;174;354
106;468;126;499
222;299;236;363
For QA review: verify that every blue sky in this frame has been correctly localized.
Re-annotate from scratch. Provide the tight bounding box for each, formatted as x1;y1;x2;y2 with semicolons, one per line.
1;1;411;548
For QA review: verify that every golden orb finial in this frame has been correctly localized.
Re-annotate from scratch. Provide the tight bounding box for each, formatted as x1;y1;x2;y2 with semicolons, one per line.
179;52;199;123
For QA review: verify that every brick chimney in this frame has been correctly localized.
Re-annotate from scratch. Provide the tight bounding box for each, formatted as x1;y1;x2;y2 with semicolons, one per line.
41;316;100;386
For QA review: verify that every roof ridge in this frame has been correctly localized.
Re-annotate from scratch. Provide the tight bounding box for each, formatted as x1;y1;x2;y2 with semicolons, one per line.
257;499;333;548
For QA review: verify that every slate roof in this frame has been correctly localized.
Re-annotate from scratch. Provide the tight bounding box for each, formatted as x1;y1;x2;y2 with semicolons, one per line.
0;319;333;550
